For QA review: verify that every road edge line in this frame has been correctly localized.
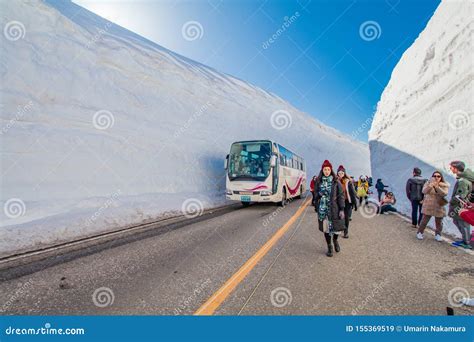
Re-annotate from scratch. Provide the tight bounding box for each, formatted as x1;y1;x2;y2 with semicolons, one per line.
194;199;311;315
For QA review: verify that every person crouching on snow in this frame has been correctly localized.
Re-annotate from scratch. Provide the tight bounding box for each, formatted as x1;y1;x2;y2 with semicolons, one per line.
337;165;357;239
313;160;345;257
378;192;397;214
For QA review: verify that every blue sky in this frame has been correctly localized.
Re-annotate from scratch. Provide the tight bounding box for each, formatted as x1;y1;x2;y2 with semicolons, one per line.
74;0;441;142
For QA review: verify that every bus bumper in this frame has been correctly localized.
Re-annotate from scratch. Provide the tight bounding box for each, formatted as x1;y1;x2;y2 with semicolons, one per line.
226;193;278;203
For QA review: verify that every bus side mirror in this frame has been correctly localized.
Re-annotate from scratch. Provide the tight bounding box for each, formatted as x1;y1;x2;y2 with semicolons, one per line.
270;155;277;168
224;154;229;170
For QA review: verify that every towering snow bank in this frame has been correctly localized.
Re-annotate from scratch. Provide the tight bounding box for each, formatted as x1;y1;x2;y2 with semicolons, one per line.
369;0;473;236
0;0;369;256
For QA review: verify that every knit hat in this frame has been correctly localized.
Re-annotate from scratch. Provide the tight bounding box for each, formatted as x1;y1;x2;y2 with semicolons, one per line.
321;159;332;170
450;160;465;172
337;165;346;173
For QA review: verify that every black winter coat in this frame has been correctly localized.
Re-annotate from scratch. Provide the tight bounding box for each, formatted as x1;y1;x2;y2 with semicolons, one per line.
313;176;346;232
375;180;388;192
406;176;427;201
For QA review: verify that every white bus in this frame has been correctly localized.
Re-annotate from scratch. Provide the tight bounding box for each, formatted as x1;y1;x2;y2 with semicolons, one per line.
225;140;306;206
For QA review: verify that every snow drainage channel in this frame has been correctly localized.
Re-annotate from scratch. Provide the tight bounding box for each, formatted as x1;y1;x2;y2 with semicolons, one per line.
0;203;242;281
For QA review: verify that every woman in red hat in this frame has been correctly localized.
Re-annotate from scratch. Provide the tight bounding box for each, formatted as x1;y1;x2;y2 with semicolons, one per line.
337;165;358;238
312;160;346;257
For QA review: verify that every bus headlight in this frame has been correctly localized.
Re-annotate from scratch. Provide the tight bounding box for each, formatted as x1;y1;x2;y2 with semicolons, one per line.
260;190;272;196
226;189;233;195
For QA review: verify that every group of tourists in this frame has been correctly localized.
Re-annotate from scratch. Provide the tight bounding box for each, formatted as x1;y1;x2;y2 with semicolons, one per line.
408;161;473;250
310;159;473;257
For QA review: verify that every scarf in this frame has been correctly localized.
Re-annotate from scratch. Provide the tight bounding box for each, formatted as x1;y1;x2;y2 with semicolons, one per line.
318;175;333;222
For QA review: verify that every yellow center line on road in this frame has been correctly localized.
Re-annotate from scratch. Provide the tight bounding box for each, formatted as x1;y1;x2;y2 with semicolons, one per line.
194;198;311;315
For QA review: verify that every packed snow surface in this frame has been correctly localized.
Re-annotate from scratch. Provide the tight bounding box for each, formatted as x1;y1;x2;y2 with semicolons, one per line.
369;0;473;237
0;0;370;256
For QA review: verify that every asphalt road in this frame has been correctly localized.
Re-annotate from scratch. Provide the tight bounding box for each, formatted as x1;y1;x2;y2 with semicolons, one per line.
0;196;472;316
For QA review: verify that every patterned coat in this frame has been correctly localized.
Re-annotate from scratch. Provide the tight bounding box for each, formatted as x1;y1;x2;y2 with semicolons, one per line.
421;181;449;218
313;175;346;232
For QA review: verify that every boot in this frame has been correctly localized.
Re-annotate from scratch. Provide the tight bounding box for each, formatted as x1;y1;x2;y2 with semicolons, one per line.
343;229;349;238
334;239;340;253
326;244;333;257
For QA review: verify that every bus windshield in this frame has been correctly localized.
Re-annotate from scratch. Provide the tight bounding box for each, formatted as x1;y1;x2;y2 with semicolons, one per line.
228;141;272;181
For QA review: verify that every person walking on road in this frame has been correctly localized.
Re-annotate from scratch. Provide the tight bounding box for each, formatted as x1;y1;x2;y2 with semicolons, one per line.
310;175;318;206
357;176;369;206
416;171;449;242
448;161;473;249
375;178;389;201
337;165;357;238
406;167;427;228
313;160;345;257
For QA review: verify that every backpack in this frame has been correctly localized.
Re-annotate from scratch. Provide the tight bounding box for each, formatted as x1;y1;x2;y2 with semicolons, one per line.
414;182;424;201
